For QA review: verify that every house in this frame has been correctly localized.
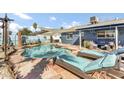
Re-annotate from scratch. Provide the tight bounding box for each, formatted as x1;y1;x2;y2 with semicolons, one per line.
31;29;62;43
32;28;80;43
61;16;124;48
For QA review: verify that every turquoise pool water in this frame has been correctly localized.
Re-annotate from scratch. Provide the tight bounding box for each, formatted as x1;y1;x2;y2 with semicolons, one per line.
22;44;69;58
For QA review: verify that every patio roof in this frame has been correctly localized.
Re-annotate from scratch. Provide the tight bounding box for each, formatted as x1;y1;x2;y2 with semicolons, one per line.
32;28;76;36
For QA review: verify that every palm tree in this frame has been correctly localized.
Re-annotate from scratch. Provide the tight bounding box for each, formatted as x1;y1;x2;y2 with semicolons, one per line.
32;22;37;32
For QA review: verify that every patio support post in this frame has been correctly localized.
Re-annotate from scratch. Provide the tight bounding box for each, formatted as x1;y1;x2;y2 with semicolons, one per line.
18;31;22;48
4;16;8;61
115;26;118;50
0;14;14;61
79;30;82;49
2;21;4;46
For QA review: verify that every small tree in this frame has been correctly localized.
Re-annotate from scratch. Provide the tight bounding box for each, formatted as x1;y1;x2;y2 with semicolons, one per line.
19;28;32;36
9;31;12;35
60;27;64;29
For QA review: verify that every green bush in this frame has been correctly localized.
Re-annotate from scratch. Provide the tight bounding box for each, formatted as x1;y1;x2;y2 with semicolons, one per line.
84;40;91;49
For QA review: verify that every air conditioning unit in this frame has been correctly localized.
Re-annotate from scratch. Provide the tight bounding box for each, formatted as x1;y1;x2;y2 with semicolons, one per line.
90;16;99;24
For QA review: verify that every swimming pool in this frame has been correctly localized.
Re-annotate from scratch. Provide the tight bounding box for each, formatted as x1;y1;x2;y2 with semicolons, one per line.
22;44;117;73
22;44;69;58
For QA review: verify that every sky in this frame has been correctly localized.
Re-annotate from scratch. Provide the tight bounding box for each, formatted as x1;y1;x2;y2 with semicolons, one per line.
1;13;124;33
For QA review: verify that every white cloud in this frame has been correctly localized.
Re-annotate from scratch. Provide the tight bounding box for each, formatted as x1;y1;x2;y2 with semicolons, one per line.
0;22;23;33
9;22;23;33
44;26;53;29
61;21;81;28
14;13;33;20
49;16;56;21
71;21;81;26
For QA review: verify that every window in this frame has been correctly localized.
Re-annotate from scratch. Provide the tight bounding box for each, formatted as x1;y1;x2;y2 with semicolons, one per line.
66;33;73;40
97;30;115;39
106;30;115;38
97;31;105;38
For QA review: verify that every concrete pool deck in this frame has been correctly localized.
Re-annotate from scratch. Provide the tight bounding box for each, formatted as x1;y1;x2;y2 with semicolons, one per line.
1;43;123;79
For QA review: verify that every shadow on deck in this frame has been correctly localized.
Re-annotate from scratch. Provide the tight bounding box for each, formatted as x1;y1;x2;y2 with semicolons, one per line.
16;59;49;79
